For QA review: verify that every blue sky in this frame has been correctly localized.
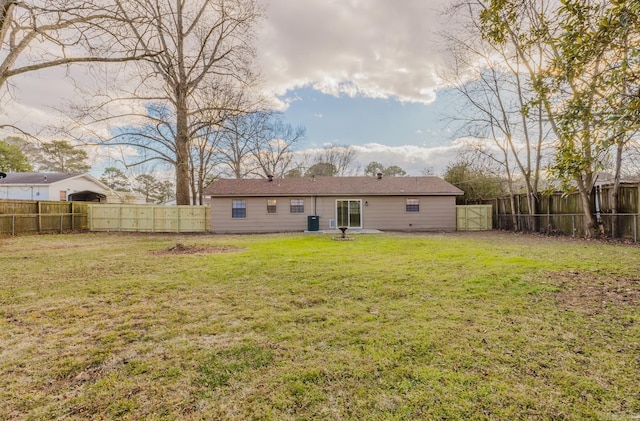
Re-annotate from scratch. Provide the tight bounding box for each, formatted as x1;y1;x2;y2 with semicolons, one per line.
276;87;464;175
281;87;455;149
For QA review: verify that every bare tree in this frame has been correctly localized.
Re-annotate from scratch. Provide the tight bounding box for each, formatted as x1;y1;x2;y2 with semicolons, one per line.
252;112;305;179
189;130;222;205
314;143;357;176
0;1;150;106
71;0;263;205
442;1;550;230
188;82;250;204
217;111;265;179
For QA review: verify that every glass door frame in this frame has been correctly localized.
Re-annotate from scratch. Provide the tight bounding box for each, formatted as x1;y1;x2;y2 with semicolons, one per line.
335;199;362;229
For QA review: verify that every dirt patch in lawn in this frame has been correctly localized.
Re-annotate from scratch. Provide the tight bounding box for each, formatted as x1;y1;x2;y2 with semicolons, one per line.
152;243;246;255
549;271;640;315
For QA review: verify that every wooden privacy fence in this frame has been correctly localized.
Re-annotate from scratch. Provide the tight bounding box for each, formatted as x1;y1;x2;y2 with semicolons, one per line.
0;200;88;235
456;205;492;231
88;204;211;233
1;200;211;235
494;213;589;237
482;184;640;240
494;213;640;241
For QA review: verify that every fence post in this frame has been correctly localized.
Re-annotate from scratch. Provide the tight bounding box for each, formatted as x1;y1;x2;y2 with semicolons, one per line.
88;205;93;231
60;214;64;233
611;216;614;238
572;215;575;237
12;214;15;236
634;215;637;243
37;201;41;233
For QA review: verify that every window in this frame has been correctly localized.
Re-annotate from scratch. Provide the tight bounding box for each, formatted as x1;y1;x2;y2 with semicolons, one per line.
59;191;67;201
267;199;277;214
290;199;304;213
232;200;246;218
406;199;420;212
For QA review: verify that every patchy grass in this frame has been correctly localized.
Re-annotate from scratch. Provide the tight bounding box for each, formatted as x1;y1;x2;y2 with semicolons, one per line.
0;231;639;420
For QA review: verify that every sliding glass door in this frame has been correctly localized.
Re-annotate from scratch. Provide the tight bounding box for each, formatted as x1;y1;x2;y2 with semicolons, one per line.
336;200;362;229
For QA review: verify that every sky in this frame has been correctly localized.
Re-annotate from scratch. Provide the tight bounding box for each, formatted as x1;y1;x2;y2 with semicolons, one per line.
0;0;466;177
258;0;462;175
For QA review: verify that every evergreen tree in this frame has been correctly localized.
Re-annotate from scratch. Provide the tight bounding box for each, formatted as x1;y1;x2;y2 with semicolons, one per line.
35;140;91;173
0;139;33;172
100;167;130;192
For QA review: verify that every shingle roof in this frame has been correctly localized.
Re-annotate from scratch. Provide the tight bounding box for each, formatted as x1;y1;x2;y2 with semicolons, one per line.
205;176;463;197
0;172;83;185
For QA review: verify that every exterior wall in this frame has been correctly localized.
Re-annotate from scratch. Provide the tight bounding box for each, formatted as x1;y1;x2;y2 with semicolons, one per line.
56;178;110;201
315;196;456;231
208;195;457;233
209;196;314;233
0;185;51;200
0;177;110;201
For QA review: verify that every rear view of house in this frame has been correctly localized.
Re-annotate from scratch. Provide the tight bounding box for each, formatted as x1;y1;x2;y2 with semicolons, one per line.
204;175;463;233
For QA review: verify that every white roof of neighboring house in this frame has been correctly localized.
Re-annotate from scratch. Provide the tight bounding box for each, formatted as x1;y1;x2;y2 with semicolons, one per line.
0;172;110;190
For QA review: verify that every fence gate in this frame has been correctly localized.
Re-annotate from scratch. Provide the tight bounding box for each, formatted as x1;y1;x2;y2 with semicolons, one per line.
457;205;492;231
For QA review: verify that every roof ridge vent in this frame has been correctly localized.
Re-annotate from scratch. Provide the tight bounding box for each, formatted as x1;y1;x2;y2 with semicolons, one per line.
377;172;383;179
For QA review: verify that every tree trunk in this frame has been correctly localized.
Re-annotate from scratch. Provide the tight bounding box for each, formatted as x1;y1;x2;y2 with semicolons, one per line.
509;194;518;231
526;190;539;232
576;179;597;238
175;93;190;206
611;141;624;238
189;165;197;206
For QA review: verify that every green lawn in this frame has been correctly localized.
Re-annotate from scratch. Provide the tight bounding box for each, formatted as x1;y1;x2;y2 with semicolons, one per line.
1;232;638;420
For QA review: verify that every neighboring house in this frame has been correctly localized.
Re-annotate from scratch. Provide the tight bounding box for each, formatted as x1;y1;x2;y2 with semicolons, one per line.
0;173;111;202
204;175;464;233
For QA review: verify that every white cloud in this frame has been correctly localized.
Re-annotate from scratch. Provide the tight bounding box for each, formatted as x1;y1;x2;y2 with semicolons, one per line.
297;142;465;177
0;64;149;141
258;0;451;104
351;142;463;176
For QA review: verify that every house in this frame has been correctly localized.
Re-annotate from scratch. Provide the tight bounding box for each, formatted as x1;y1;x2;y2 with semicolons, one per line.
204;175;463;233
0;173;111;202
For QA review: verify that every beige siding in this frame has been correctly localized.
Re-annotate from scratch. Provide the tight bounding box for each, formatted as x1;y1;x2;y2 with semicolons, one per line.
315;196;456;231
208;195;457;233
209;196;314;233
